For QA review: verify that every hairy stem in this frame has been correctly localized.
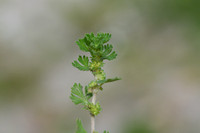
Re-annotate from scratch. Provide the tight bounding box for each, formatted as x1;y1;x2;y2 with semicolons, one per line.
91;92;96;133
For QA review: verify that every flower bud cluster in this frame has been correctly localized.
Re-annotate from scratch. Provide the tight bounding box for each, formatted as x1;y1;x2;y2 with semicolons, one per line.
87;102;101;116
89;61;104;70
95;70;106;81
87;60;106;116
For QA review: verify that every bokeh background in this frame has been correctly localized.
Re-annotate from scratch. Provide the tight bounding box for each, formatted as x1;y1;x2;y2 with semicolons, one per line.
1;0;200;133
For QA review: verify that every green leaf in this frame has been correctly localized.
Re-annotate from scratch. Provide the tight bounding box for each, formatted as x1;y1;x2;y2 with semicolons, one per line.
97;77;121;84
85;33;95;43
70;83;89;105
102;44;113;56
72;56;90;71
76;119;87;133
84;33;112;50
96;33;111;45
76;39;89;52
103;131;109;133
103;51;117;61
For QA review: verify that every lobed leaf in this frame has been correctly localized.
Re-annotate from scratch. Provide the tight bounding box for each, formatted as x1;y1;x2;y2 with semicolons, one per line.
102;44;113;56
70;83;88;105
96;33;111;45
97;77;121;85
103;51;117;61
85;33;96;43
76;39;89;52
76;119;87;133
100;33;111;44
72;56;90;71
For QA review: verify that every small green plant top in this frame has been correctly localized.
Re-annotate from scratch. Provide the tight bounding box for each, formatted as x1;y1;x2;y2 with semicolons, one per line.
70;32;121;133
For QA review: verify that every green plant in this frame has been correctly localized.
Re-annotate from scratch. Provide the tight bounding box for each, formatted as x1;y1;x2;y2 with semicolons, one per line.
70;32;120;133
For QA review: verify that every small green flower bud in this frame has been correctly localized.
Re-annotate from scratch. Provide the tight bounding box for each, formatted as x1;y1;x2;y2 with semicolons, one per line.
88;102;101;116
95;71;106;80
89;61;103;70
88;81;97;88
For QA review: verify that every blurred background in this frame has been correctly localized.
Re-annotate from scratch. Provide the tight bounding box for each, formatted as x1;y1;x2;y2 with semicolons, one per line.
0;0;200;133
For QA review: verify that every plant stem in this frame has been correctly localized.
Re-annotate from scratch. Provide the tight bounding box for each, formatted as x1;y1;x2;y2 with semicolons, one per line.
91;75;98;133
91;91;96;133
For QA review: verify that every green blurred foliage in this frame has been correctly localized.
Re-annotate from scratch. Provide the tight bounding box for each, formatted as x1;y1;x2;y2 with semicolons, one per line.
133;0;200;27
133;0;200;57
122;120;156;133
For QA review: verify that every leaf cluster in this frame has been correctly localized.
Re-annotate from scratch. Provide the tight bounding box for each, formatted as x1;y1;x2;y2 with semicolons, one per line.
70;32;120;133
72;33;117;72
